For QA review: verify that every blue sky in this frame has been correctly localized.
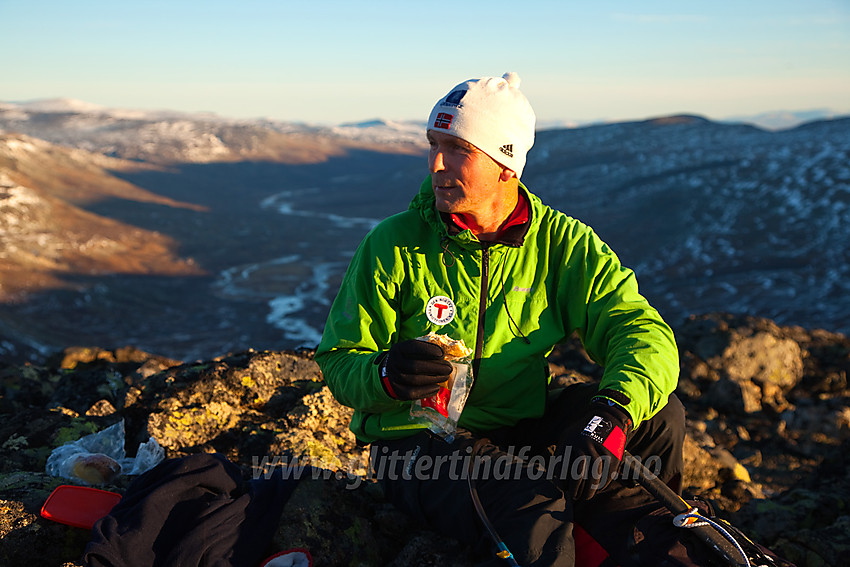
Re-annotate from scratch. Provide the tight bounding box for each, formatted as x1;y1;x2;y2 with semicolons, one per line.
2;0;848;125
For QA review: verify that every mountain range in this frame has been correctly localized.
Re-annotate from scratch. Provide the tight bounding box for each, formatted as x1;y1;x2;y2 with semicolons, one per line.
0;100;847;363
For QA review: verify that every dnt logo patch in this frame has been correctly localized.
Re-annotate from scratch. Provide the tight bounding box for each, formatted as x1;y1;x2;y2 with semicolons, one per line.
425;295;456;326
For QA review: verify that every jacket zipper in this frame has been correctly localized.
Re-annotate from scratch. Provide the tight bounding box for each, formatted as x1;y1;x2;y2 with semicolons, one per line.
473;244;490;380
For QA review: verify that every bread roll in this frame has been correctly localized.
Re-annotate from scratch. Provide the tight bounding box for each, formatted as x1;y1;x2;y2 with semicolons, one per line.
71;453;122;484
418;332;472;391
420;332;472;360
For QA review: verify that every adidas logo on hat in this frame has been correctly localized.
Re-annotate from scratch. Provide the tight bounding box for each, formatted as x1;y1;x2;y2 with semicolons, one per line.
499;144;513;157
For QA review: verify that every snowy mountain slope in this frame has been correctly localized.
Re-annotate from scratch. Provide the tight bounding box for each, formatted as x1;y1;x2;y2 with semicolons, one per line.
525;115;850;332
0;134;205;301
0;133;206;207
330;119;428;146
0;100;426;164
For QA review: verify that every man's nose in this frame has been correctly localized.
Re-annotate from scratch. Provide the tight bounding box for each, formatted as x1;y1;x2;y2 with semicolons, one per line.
430;149;445;172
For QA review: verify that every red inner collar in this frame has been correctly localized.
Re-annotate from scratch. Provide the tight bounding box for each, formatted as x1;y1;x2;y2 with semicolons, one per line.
450;193;529;237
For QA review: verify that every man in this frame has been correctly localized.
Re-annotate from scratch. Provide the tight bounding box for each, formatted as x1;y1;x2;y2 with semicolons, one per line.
316;73;684;566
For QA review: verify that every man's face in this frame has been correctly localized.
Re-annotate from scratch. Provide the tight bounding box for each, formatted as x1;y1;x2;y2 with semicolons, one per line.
427;130;507;216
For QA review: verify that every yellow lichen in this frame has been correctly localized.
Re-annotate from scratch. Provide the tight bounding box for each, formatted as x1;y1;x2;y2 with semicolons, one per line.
732;463;752;483
53;420;99;446
304;440;342;469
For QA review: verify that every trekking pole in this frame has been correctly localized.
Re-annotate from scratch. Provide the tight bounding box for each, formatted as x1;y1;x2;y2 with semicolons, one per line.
623;451;751;567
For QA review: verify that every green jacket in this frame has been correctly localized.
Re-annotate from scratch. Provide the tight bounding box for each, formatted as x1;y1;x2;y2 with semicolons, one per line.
315;176;679;443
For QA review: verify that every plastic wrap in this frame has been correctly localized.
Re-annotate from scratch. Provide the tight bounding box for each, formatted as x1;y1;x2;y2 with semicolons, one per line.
45;420;165;485
409;334;474;442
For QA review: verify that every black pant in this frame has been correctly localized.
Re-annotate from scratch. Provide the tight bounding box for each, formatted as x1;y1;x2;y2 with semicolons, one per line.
371;383;686;567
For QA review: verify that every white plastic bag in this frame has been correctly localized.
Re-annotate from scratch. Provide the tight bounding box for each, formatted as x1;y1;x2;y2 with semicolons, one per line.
46;420;165;485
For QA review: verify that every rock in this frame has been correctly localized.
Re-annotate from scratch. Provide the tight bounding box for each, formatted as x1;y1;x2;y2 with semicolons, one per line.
679;313;804;415
267;476;470;566
85;399;117;417
723;332;804;390
0;494;92;567
1;313;848;565
705;374;765;414
731;438;850;565
682;432;721;492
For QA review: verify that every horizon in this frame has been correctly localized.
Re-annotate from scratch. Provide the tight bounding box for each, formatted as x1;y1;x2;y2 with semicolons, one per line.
1;1;849;126
2;96;845;133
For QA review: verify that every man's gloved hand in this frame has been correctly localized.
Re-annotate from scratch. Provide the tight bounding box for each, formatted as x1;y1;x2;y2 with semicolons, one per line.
379;339;453;401
561;399;633;501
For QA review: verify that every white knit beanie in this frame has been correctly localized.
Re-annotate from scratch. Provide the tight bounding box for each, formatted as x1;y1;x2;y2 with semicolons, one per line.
427;72;536;178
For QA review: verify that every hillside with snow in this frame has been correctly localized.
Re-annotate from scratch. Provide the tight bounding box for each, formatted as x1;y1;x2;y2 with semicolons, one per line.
0;134;205;297
0;101;847;362
0;99;426;164
524;115;850;334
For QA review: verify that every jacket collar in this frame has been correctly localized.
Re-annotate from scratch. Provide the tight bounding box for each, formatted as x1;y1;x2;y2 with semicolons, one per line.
411;175;535;248
441;192;530;247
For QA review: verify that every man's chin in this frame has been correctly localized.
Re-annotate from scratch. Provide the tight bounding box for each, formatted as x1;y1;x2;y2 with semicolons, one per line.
433;198;457;214
432;191;454;212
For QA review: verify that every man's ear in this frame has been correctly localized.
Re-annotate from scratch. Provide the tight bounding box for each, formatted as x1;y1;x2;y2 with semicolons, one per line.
500;168;517;182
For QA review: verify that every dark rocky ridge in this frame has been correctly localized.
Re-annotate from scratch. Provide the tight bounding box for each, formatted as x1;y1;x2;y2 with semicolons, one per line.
1;313;848;566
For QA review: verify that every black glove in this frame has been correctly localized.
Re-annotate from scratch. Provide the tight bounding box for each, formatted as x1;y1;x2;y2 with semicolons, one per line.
379;339;453;401
560;398;633;501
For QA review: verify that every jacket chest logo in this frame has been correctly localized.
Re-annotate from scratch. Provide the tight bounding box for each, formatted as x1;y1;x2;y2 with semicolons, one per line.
426;295;456;326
